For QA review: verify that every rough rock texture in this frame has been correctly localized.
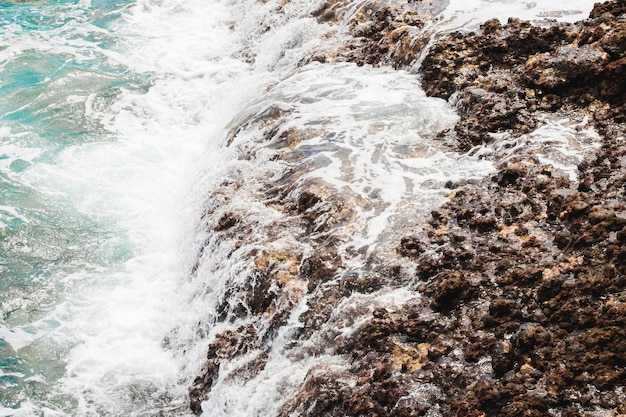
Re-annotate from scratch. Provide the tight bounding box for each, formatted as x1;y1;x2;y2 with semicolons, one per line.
421;1;626;150
402;146;626;415
311;0;447;68
191;0;626;415
278;1;626;416
187;102;394;413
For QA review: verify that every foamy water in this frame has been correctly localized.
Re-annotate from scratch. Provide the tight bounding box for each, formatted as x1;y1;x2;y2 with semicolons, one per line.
443;0;597;31
0;0;600;415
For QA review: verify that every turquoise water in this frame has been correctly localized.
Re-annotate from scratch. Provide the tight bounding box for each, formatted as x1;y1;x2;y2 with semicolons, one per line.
0;0;151;412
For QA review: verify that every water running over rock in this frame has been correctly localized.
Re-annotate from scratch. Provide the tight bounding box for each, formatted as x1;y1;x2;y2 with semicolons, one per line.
188;0;625;416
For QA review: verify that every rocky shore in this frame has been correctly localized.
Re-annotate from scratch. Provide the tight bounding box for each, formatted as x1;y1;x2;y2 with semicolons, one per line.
190;0;626;415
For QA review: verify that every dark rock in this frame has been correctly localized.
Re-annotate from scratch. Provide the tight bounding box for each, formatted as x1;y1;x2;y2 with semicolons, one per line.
192;1;626;415
215;212;240;231
398;236;422;258
427;271;474;311
522;44;608;89
421;0;626;148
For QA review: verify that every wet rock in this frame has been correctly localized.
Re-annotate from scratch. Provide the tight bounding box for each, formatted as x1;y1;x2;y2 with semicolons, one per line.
214;212;240;231
500;396;549;417
495;161;526;186
420;0;626;148
190;325;260;413
296;191;321;213
313;0;447;68
490;341;513;377
426;271;475;311
589;0;626;18
396;51;624;412
397;236;422;258
486;298;520;324
191;1;626;415
522;44;609;89
345;4;426;68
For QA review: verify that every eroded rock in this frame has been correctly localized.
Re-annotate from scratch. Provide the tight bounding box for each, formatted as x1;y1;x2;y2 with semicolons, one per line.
191;1;626;415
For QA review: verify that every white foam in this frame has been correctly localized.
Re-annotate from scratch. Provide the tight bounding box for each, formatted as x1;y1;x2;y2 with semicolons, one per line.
0;144;41;171
0;370;25;378
240;62;494;249
0;0;254;413
442;0;599;31
484;112;602;180
0;404;34;417
0;324;36;351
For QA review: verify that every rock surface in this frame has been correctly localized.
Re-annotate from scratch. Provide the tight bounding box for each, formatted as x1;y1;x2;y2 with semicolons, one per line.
420;2;626;150
190;0;626;415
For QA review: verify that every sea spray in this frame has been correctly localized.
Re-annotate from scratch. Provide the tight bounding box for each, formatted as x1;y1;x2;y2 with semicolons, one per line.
0;0;237;413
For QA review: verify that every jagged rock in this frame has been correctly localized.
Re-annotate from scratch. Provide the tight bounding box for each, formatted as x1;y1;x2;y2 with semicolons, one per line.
313;0;446;68
420;1;626;149
191;1;626;415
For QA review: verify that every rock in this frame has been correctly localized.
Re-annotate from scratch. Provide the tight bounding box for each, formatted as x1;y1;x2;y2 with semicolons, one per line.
522;44;609;89
397;236;422;258
420;0;626;148
426;271;474;311
191;1;626;415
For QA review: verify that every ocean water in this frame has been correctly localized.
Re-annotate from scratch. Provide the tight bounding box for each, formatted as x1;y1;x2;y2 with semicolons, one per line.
0;0;599;415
